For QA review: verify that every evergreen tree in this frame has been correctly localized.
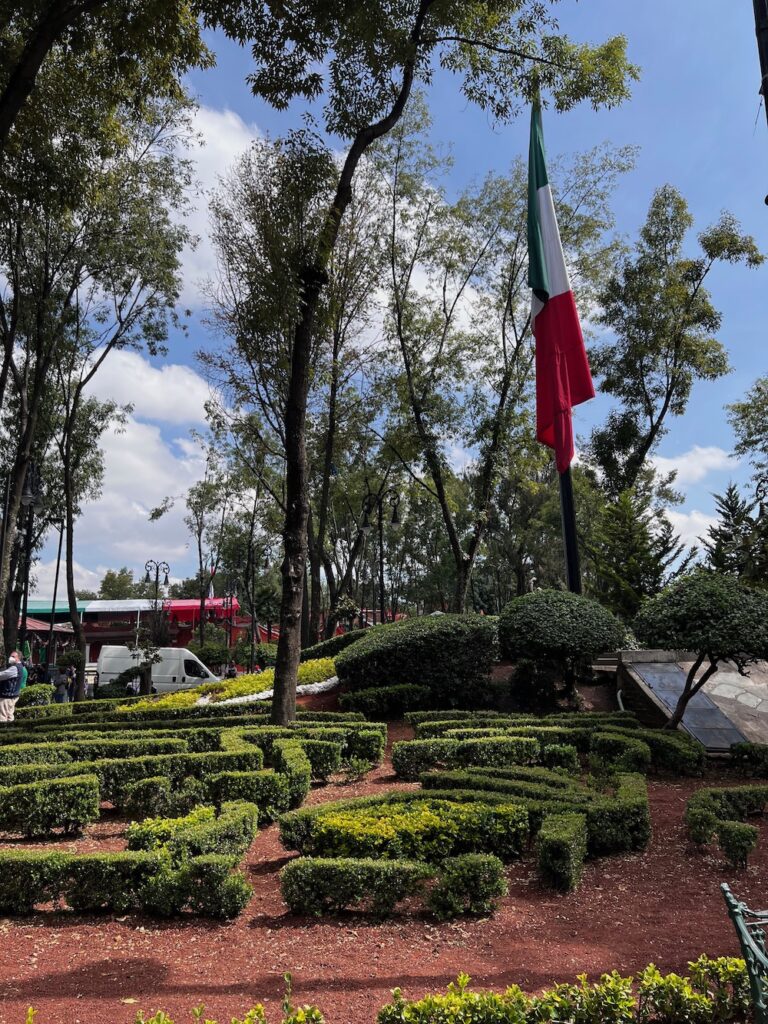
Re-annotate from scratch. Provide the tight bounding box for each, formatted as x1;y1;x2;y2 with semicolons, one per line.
587;488;690;621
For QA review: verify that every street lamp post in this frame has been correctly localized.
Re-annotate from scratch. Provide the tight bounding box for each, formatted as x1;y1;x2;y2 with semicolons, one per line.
224;578;237;651
144;559;169;643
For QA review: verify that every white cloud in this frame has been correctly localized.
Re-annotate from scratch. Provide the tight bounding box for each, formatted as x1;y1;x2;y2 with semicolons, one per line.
652;445;737;485
667;508;716;547
84;350;213;425
31;558;101;600
179;105;262;308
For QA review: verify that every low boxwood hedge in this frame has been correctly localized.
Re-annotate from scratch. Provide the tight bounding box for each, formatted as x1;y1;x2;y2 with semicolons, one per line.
280;856;432;916
281;795;528;863
537;812;588;890
335;614;497;707
339;683;432;718
590;732;652;773
0;735;189;767
685;784;768;865
0;773;100;836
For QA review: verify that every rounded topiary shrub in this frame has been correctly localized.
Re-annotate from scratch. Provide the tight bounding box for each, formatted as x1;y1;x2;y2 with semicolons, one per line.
17;683;53;708
499;590;624;668
335;614;498;707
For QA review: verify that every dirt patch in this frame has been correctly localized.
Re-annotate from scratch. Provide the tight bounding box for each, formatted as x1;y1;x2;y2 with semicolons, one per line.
0;717;763;1024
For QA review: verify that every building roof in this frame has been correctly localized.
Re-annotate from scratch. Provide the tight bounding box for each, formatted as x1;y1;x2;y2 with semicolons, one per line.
27;599;87;615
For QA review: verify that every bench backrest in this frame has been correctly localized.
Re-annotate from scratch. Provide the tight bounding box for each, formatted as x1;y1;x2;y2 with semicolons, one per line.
722;883;768;1024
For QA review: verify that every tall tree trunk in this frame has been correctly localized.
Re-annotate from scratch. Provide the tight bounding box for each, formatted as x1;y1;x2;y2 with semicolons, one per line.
270;4;430;723
307;509;323;646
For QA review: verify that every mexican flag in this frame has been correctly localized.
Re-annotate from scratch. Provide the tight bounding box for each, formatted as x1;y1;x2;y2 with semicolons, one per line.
527;97;595;474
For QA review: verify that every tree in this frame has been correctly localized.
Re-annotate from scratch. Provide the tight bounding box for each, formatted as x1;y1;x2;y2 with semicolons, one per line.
0;1;208;152
585;486;691;621
703;483;768;586
379;101;634;610
588;186;763;496
98;567;151;600
202;0;639;724
727;375;768;482
634;571;768;729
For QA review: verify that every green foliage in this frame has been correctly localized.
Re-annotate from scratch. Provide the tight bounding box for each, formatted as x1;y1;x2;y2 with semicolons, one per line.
687;955;752;1022
634;571;768;669
537;812;587;891
297;739;343;781
499;589;625;666
541;744;579;774
16;684;52;708
208;771;291;822
703;484;767;586
716;821;758;869
728;375;768;481
730;742;768;776
300;629;371;662
588;186;763;495
280;857;432;917
509;659;559;713
271;740;312;807
427;854;508;920
0;774;100;837
590;732;652;774
335;615;497;707
284;797;528;863
338;683;432;718
636;964;713;1024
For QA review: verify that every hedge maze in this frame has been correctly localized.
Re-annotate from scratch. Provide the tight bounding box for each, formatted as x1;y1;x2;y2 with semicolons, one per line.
275;709;671;915
0;699;385;919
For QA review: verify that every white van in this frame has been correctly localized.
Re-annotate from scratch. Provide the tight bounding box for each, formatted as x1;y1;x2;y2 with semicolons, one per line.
95;646;219;694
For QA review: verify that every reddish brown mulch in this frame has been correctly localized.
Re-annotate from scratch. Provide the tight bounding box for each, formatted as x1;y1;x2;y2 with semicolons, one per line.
1;718;766;1024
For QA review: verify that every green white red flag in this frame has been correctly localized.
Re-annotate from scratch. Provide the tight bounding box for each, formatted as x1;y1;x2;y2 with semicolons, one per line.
527;97;594;473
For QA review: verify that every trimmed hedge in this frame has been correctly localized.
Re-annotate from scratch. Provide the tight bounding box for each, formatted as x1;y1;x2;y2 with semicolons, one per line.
127;801;259;863
542;744;579;773
0;774;100;836
339;683;432;718
419;770;651;856
498;589;624;664
296;739;342;781
685;784;768;861
335;614;498;707
281;856;432;916
391;736;539;781
0;735;189;767
590;732;652;773
281;795;528;863
16;684;53;708
730;742;768;776
427;853;508;920
299;628;377;662
271;740;312;807
208;771;291;821
537;812;587;890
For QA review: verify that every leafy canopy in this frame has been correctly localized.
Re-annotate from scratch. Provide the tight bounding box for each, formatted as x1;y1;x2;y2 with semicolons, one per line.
634;571;768;670
203;1;639;136
498;589;625;662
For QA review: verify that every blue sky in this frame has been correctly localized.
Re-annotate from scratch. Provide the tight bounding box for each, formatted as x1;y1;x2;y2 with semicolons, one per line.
33;1;768;595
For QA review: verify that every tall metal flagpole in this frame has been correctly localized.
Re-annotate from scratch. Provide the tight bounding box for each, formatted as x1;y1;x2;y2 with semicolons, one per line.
558;468;582;595
755;0;768;203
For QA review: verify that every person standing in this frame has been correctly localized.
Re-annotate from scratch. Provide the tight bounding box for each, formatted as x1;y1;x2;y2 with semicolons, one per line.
0;651;23;722
53;666;69;704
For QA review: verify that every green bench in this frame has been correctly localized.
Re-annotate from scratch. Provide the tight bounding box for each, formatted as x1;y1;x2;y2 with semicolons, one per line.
722;882;768;1024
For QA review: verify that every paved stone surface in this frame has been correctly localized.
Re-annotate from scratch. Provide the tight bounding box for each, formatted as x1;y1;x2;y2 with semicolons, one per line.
688;660;768;745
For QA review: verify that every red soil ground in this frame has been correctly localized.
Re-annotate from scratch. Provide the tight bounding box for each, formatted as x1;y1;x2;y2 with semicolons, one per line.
1;691;766;1024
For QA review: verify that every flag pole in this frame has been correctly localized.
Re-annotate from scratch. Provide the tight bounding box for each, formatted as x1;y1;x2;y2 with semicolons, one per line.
558;468;582;594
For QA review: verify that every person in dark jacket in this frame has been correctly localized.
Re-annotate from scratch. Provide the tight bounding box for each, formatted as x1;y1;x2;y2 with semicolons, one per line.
0;651;22;723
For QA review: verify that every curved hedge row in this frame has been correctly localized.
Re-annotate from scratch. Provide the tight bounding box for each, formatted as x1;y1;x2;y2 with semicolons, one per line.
335;614;497;707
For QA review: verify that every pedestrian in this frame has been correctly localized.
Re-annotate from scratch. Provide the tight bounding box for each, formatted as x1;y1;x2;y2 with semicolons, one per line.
53;666;69;704
66;664;76;702
225;661;237;679
0;651;23;723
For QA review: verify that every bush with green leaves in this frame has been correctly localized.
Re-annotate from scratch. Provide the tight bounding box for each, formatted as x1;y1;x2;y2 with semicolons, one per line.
299;625;391;662
280;857;432;916
0;774;100;837
685;784;768;854
426;853;508;920
537;812;588;891
634;571;768;728
16;684;53;708
378;959;750;1024
282;794;528;863
542;744;579;773
716;820;759;869
590;731;652;773
338;683;432;718
731;741;768;776
499;590;624;681
335;614;497;707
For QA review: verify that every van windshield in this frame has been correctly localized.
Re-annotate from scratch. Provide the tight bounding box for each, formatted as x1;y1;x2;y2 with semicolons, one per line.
184;660;208;679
